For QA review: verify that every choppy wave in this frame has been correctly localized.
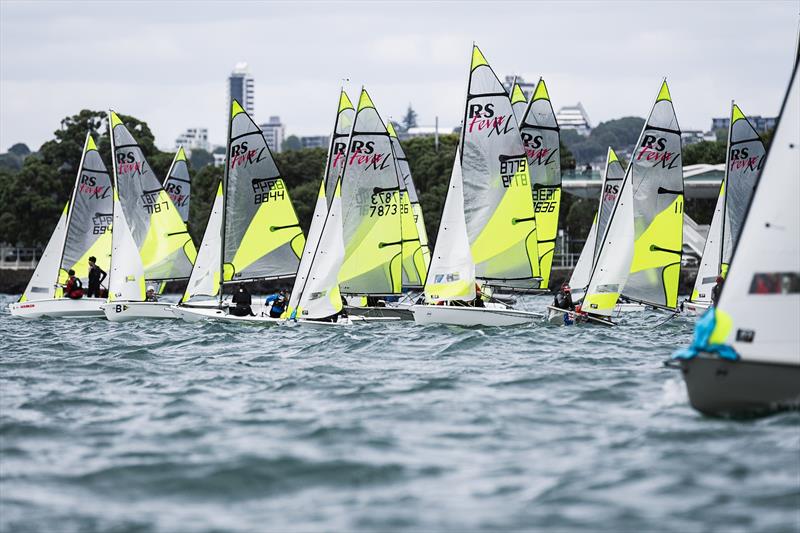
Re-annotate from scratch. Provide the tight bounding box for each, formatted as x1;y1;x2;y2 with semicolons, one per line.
1;294;798;532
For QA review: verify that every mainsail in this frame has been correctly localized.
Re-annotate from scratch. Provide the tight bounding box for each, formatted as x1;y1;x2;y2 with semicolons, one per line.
163;147;191;224
388;122;429;288
462;45;539;289
519;78;561;289
287;89;354;318
620;81;684;310
223;100;305;283
510;80;528;124
338;89;403;295
720;102;765;275
707;52;799;365
109;111;196;281
569;147;625;297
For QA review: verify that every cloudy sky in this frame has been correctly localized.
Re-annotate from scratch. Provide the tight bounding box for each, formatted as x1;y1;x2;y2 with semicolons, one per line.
1;0;797;151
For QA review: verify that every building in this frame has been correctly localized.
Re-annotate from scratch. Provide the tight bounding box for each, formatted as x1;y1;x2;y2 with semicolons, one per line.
228;62;254;116
404;125;455;139
711;115;776;134
213;153;226;167
259;116;285;153
556;103;592;136
300;136;329;149
681;130;717;145
502;75;537;100
174;128;210;153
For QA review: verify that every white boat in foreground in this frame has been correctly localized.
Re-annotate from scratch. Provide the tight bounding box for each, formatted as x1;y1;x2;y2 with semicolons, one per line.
101;301;176;322
9;298;106;319
171;305;282;325
413;303;541;327
681;300;710;316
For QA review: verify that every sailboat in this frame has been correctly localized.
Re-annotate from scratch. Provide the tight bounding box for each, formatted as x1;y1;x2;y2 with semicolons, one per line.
671;52;800;417
684;102;765;315
412;45;543;327
163;146;191;225
519;77;562;291
509;79;528;124
337;89;410;319
173;100;305;323
100;111;198;321
286;90;354;324
619;80;684;312
9;134;113;318
547;147;631;326
563;148;626;300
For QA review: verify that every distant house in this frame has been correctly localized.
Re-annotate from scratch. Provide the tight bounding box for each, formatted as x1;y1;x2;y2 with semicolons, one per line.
300;136;329;149
711;115;776;134
681;130;716;145
556;103;592;136
258;116;285;153
403;125;455;139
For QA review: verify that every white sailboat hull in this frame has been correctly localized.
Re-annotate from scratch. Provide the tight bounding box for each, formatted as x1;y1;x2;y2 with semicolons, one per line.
101;302;176;322
412;304;542;327
171;305;281;325
8;298;106;319
545;305;615;326
615;302;647;313
682;300;711;316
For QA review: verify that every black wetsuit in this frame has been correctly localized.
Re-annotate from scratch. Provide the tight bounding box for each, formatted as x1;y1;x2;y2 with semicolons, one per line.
711;282;723;306
87;264;107;297
230;288;254;316
554;291;575;311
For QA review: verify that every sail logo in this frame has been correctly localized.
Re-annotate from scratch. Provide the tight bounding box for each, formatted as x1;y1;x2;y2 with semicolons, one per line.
467;103;513;136
92;212;112;235
78;174;111;199
330;142;348;168
164;183;188;207
229;141;267;170
636;135;678;168
603;183;620;201
521;133;557;165
252;177;285;204
337;141;390;170
729;148;763;172
433;272;460;284
116;152;144;176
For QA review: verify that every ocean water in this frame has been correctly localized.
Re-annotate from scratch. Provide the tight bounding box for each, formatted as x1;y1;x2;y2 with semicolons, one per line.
1;293;798;532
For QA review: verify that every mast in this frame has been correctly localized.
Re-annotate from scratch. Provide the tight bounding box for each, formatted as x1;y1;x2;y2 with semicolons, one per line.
218;101;236;306
717;99;735;277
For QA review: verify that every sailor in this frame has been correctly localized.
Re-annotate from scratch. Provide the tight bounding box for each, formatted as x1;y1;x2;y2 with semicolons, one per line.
472;283;485;308
265;289;288;318
86;256;107;298
62;269;84;299
554;282;575;311
230;283;254;317
711;276;724;306
145;288;158;302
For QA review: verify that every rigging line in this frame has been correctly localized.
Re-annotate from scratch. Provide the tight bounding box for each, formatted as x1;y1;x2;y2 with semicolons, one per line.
650;311;679;328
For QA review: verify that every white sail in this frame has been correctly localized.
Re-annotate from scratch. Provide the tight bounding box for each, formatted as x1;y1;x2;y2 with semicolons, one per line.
294;179;346;319
181;183;223;303
108;191;146;302
712;57;800;366
690;182;725;304
18;205;68;302
582;167;635;317
569;218;597;299
163;147;191;224
424;151;476;302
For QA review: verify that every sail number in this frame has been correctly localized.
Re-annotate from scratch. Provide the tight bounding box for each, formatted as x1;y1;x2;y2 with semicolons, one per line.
533;187;558;213
253;178;285;205
500;158;527;188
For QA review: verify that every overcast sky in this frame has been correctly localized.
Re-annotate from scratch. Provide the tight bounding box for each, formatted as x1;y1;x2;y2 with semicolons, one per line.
1;0;798;152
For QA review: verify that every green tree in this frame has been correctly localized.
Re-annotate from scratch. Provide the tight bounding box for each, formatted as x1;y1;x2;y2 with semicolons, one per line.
188;148;215;169
281;135;302;152
8;143;30;157
401;105;418;132
683;140;726;165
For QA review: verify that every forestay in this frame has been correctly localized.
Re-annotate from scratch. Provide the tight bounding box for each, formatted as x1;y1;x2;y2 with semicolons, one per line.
462;45;539;289
621;81;684;310
519;78;561;289
109;112;196;281
163;147;191;224
287;90;354;318
388;122;428;288
223;101;305;283
710;54;799;365
338;89;403;295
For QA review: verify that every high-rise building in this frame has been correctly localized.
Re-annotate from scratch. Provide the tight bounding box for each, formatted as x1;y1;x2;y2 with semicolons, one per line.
228;62;254;116
556;103;592;136
259;116;285;153
174;128;210;153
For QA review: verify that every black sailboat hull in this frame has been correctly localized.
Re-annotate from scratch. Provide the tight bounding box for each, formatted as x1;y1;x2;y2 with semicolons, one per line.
679;354;800;418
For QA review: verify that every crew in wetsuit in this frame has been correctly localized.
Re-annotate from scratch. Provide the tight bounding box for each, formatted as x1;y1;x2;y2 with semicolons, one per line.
711;276;724;306
62;269;84;299
86;256;107;298
230;283;254;317
265;289;288;318
145;288;158;302
554;283;575;311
